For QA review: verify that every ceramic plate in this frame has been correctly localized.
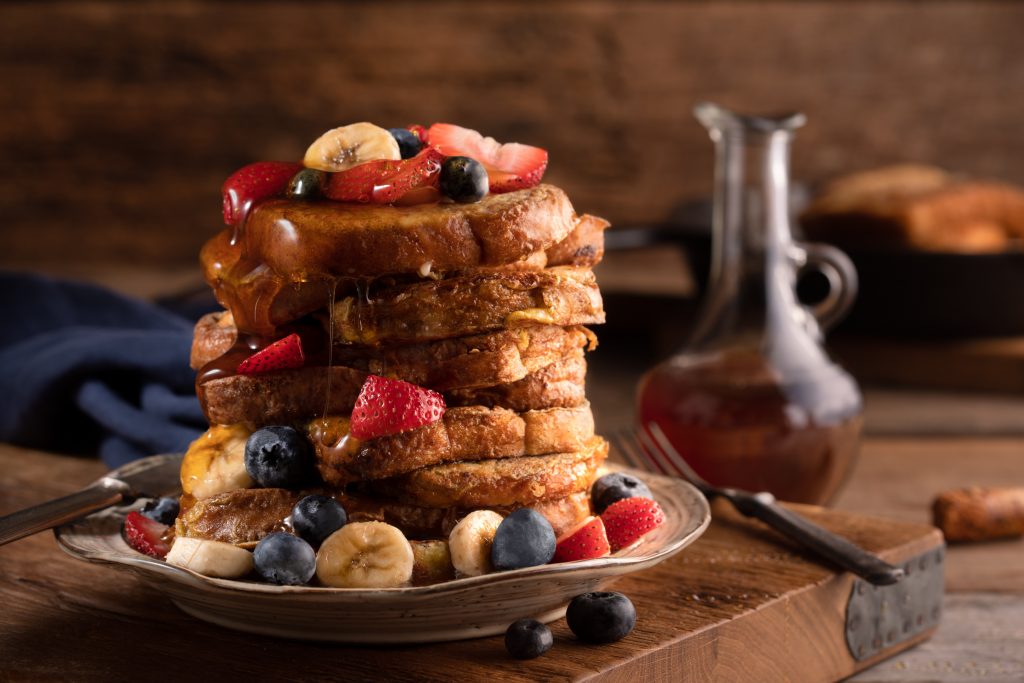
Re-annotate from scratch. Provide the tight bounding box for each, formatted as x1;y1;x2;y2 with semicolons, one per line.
55;454;709;643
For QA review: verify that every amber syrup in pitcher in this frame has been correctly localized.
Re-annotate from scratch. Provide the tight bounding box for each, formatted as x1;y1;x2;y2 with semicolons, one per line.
636;103;863;505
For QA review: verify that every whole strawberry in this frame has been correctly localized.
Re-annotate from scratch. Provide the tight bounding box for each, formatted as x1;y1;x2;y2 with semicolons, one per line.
222;161;303;226
350;375;446;440
236;333;305;376
600;497;666;552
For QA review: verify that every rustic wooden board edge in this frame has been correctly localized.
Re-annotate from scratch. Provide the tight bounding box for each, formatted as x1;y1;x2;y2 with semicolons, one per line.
581;526;944;682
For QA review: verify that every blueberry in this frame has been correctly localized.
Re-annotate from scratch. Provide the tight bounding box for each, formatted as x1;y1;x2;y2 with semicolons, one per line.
566;591;636;644
140;497;179;525
244;426;315;489
286;168;327;200
591;473;653;514
491;508;555;570
389;128;422;159
439;156;488;203
504;618;553;659
253;532;316;585
291;494;347;547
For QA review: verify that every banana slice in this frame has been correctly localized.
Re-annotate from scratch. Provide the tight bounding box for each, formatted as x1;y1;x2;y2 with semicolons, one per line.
316;522;414;588
411;540;455;586
180;424;254;500
448;510;504;577
166;537;253;578
303;122;401;172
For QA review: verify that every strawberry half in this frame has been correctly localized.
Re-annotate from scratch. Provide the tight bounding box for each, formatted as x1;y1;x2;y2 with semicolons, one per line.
236;333;304;376
222;161;303;226
600;497;666;552
427;123;548;193
349;375;446;440
553;516;611;563
325;147;444;204
123;511;171;559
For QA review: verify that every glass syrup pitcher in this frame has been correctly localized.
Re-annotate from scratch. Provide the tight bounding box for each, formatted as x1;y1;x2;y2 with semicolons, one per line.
636;102;863;505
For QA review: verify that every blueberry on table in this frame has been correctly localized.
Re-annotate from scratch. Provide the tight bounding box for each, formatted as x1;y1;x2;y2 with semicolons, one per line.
140;496;180;525
505;618;553;660
491;508;556;570
244;425;315;488
253;532;316;585
566;591;637;644
291;494;347;547
389;127;423;159
591;473;654;514
439;156;489;203
286;168;327;200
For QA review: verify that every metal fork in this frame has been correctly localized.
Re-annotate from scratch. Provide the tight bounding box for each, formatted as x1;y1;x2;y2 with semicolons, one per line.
614;423;904;586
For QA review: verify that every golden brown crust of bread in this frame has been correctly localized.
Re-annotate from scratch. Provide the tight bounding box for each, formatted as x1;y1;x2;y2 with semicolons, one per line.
192;311;595;389
366;438;608;508
177;488;591;546
201;185;602;335
801;165;1024;253
445;352;586;411
328;267;604;345
312;403;595;485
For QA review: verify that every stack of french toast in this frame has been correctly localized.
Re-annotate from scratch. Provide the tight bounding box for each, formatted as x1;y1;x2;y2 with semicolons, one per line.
174;122;610;579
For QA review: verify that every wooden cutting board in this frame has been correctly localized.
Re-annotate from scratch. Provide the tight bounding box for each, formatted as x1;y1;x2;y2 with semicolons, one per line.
252;500;938;682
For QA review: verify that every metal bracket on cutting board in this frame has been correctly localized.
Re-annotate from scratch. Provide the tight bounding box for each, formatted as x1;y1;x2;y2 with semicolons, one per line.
845;545;945;661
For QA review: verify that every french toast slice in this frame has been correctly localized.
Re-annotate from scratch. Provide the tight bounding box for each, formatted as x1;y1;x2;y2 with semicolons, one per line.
311;403;595;485
176;489;591;547
365;438;608;509
202;186;604;335
327;266;604;345
195;325;593;425
191;311;595;384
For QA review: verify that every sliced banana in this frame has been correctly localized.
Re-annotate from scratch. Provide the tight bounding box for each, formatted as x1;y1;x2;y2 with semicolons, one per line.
166;537;253;578
316;522;414;588
180;424;253;500
410;539;455;586
448;510;504;577
303;122;400;172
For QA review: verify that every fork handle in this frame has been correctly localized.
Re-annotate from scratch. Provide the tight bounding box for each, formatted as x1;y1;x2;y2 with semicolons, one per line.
0;478;129;547
728;491;905;585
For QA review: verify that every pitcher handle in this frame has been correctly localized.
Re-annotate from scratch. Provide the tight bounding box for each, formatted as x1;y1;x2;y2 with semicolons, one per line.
793;241;859;332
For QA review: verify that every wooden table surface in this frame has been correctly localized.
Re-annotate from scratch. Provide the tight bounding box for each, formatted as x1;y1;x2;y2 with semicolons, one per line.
1;436;1021;682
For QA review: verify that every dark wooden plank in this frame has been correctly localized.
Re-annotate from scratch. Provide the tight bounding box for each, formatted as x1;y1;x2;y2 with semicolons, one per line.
2;1;1024;270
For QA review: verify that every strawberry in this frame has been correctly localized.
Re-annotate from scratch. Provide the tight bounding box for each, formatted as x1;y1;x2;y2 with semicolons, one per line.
123;511;171;559
426;123;548;193
600;497;666;552
407;124;429;143
236;333;304;376
349;375;446;440
222;161;303;226
553;516;611;563
325;147;444;204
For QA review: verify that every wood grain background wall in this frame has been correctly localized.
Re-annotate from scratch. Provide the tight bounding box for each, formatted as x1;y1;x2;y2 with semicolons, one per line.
3;1;1023;270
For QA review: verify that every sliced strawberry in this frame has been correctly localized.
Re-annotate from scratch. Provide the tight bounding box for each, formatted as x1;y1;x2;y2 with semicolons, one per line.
236;333;304;375
123;511;170;559
222;161;303;226
600;497;666;552
325;147;444;204
350;375;446;440
553;516;611;563
407;124;429;144
426;123;548;193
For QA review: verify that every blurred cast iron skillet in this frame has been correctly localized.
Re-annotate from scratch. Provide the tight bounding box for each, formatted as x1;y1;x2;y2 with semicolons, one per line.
608;188;1024;340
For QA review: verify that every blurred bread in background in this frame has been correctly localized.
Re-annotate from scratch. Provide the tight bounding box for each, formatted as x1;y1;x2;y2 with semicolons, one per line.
801;164;1024;253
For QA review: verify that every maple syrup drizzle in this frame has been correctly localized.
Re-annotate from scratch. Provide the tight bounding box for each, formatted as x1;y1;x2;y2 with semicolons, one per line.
322;278;338;420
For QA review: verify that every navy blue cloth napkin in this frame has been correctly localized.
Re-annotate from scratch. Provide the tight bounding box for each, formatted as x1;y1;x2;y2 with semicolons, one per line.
0;272;208;468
